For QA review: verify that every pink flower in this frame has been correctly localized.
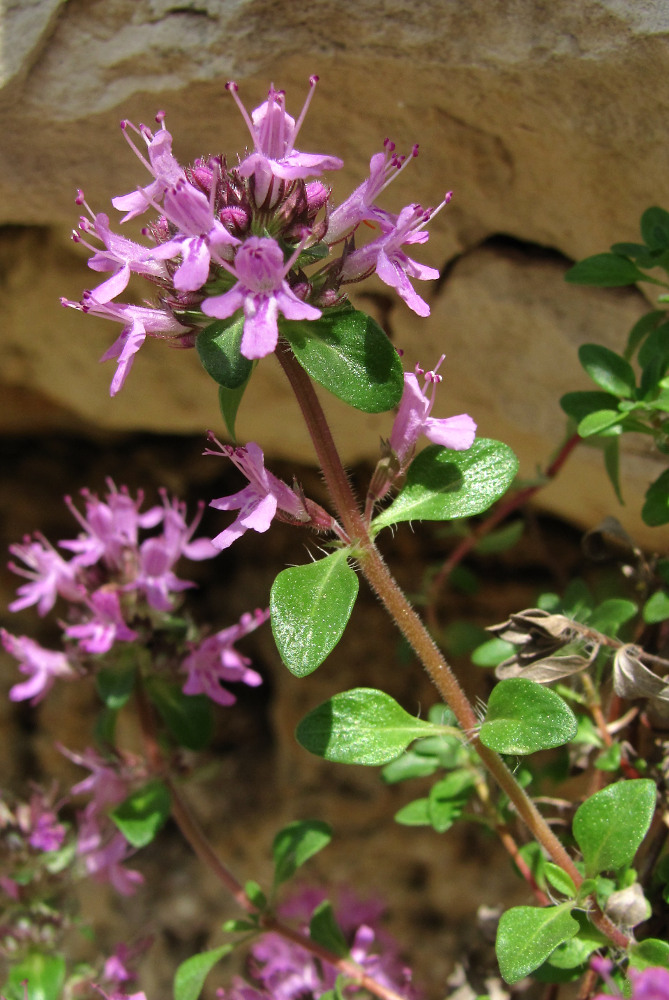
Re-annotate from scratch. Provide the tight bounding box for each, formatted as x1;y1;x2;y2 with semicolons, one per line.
1;629;76;703
61;483;163;569
389;357;476;469
77;814;144;896
228;77;343;206
64;589;138;655
182;608;267;706
8;534;83;615
112;115;185;222
202;236;321;359
206;438;309;549
341;200;450;317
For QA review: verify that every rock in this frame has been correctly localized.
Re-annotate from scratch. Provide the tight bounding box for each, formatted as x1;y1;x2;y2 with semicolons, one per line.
1;0;669;546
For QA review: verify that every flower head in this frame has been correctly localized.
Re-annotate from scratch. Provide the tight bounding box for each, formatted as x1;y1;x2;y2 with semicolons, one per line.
182;608;268;706
1;629;76;703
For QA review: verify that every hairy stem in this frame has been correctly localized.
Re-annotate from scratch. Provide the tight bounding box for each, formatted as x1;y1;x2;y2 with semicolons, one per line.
279;348;629;949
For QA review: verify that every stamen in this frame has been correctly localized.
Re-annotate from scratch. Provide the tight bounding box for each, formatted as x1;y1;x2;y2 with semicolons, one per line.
226;81;257;141
291;75;319;147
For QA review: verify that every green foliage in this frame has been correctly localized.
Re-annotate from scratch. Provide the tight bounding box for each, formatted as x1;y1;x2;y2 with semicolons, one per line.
309;900;349;956
146;678;214;751
564;254;651;287
4;952;66;1000
495;904;579;984
572;779;656;876
218;379;252;440
110;779;172;848
478;679;578;754
629;939;669;970
272;820;332;889
295;688;437;765
173;945;235;1000
372;439;518;532
270;551;359;677
281;307;404;413
95;661;136;709
197;317;252;389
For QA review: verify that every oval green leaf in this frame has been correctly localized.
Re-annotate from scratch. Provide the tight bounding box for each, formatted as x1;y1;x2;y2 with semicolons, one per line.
572;778;656;876
295;688;436;765
372;439;518;532
281;308;403;413
110;779;171;848
196;316;252;389
560;390;620;422
147;678;214;751
270;550;359;677
174;944;234;1000
6;952;66;1000
478;678;577;755
642;469;669;526
273;819;332;888
578;344;636;398
496;904;579;984
641;206;669;250
565;253;648;287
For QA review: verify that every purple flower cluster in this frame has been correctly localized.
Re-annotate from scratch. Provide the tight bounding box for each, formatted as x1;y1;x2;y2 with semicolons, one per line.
3;482;267;708
219;886;420;1000
63;78;450;395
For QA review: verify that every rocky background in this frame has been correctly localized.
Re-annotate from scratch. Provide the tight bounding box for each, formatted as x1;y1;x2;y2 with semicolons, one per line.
2;2;669;997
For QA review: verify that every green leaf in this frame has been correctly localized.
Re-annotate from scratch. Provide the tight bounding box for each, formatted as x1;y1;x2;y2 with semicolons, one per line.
282;307;403;413
626;310;668;359
428;771;475;832
479;679;578;755
560;391;621;422
174;944;234;1000
295;688;436;765
372;439;518;532
603;437;623;504
6;952;66;1000
543;864;577;899
309;900;349;957
196;317;252;389
244;880;267;910
642;469;669;526
641;206;669;250
471;637;515;668
643;590;669;624
394;798;431;826
473;520;524;554
270;551;359;677
218;378;251;441
572;779;656;876
96;662;136;710
110;779;171;848
272;820;332;888
222;918;258;933
577;410;624;437
381;751;441;783
578;344;636;398
629;938;669;970
146;678;214;751
496;904;579;983
595;743;623;772
587;598;637;637
565;253;649;287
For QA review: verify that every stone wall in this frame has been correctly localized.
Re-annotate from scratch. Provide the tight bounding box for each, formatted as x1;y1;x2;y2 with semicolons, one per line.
2;1;669;544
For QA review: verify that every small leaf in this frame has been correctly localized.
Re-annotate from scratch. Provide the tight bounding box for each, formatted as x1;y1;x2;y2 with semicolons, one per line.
496;904;579;983
196;317;252;389
273;820;332;888
270;551;359;677
543;864;577;899
479;679;578;755
147;678;214;751
560;391;620;422
394;798;431;826
595;743;623;772
641;206;669;250
603;437;623;504
626;310;668;359
572;779;656;875
643;590;669;624
565;253;649;287
381;751;441;784
96;662;136;710
244;880;267;910
309;900;349;957
587;598;637;637
282;308;403;413
372;439;518;532
471;637;515;668
428;771;475;832
473;520;524;554
642;469;669;526
219;378;251;441
629;938;669;970
577;410;624;437
295;688;435;765
174;944;234;1000
110;779;171;848
6;952;66;1000
222;918;257;933
578;344;636;398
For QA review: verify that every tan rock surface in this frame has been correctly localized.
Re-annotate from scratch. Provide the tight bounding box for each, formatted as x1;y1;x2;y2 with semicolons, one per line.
2;1;669;543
